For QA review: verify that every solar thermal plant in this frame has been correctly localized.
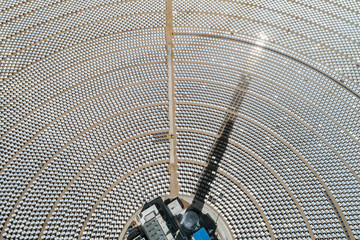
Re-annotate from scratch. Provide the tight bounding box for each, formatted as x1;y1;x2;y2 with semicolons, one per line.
0;0;359;239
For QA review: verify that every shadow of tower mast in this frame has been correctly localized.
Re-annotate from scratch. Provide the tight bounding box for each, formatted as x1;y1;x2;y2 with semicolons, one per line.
189;74;250;212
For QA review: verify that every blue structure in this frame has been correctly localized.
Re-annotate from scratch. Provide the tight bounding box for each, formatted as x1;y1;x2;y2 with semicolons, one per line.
192;228;211;240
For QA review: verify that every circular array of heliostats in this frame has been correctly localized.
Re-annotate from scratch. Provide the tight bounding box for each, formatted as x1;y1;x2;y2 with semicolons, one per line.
0;0;359;239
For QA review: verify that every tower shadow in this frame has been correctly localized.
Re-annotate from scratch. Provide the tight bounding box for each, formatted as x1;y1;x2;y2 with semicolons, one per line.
190;74;250;212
